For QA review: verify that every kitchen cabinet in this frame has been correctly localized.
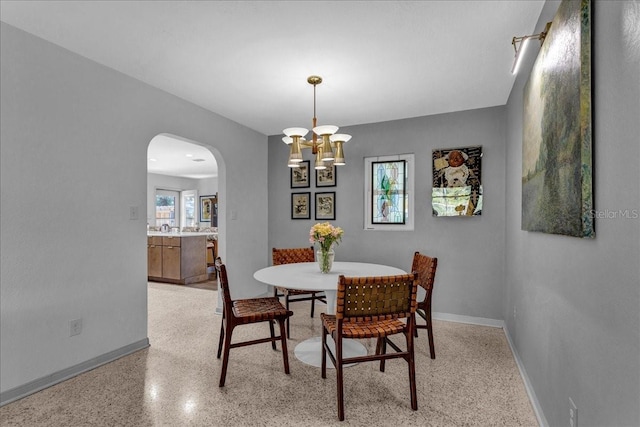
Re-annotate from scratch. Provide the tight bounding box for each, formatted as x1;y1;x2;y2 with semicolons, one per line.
147;236;163;277
147;234;208;284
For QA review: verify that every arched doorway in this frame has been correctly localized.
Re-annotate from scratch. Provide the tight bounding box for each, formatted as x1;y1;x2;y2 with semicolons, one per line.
146;133;223;301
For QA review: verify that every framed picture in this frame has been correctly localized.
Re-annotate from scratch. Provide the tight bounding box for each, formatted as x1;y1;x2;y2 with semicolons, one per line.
432;146;482;217
371;160;407;224
291;192;311;219
522;0;594;238
315;192;336;220
199;195;215;222
290;160;310;188
316;165;336;187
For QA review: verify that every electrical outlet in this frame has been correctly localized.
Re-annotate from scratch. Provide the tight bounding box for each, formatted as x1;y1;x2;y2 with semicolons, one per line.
569;397;578;427
513;306;517;319
69;318;82;337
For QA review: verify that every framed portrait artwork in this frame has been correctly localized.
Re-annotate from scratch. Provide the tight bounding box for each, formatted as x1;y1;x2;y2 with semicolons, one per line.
315;165;336;187
432;146;482;217
290;161;310;188
315;191;335;220
291;192;311;219
199;195;216;222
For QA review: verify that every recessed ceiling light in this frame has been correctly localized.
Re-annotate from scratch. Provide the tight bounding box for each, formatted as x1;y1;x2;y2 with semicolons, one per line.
149;158;157;162
185;153;193;157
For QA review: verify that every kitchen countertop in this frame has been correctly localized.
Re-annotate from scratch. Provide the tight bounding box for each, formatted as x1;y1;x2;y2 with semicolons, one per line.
147;231;217;237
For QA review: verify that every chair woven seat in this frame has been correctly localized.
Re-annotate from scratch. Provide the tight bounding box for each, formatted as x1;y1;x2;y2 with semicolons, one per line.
321;314;406;338
233;297;292;322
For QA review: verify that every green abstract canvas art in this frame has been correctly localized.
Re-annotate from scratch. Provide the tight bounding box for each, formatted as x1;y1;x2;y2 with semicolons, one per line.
522;0;594;238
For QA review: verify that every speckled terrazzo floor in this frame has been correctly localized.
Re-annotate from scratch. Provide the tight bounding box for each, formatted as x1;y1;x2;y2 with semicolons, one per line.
0;282;539;426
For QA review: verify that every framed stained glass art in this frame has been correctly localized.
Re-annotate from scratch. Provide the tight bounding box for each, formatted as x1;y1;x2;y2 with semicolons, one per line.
371;160;406;224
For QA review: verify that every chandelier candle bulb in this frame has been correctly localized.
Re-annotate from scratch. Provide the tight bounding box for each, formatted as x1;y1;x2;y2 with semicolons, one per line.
288;136;304;163
314;149;327;170
320;135;335;161
330;134;350;166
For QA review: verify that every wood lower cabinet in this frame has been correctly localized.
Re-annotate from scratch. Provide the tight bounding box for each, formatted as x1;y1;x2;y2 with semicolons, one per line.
147;235;207;284
148;237;163;278
162;245;181;280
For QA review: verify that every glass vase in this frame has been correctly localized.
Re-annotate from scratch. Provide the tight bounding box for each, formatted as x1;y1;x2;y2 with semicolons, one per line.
317;249;335;274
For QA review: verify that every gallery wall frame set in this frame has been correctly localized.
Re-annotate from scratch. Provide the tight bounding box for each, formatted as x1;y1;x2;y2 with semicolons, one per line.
290;161;337;220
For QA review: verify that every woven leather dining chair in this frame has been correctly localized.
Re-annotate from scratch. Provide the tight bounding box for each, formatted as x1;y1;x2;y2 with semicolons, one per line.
411;251;438;359
272;247;326;337
321;273;419;421
215;259;293;387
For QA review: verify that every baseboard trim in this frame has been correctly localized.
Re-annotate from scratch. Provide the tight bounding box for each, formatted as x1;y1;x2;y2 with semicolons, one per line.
432;311;504;328
501;324;549;427
0;338;149;407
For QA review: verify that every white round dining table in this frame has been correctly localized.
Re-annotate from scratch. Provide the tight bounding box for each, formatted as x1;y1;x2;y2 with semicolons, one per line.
254;261;406;367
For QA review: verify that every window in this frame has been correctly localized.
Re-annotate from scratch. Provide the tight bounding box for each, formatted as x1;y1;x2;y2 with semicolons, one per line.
181;190;197;227
155;189;180;227
364;154;414;231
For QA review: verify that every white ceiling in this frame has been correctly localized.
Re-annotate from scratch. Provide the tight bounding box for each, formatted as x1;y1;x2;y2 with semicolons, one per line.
0;0;545;178
148;134;217;179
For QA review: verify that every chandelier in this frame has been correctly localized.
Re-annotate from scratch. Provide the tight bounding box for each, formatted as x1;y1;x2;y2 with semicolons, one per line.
283;75;351;170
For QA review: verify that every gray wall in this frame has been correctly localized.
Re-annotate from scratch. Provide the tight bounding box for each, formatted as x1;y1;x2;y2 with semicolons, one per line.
0;22;268;395
504;1;640;426
268;106;507;320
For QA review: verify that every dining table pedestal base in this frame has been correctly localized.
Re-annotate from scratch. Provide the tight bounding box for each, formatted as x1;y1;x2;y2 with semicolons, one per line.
294;336;367;368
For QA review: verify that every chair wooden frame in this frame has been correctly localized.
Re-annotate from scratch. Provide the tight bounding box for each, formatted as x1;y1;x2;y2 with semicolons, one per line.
321;273;419;421
411;252;438;359
272;247;326;337
215;260;292;387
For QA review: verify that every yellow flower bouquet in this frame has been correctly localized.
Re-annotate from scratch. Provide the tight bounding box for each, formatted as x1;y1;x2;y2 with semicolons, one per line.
309;222;344;273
